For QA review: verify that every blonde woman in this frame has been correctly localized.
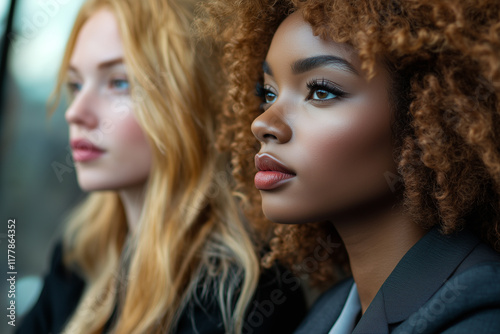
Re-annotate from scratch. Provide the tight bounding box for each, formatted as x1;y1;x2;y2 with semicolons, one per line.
17;0;305;333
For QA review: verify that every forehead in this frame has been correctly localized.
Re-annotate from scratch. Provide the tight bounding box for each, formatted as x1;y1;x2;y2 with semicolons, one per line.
266;11;360;70
70;9;124;66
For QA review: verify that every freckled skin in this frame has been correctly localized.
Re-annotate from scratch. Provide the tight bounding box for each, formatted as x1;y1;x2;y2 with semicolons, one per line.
65;9;152;192
252;12;397;225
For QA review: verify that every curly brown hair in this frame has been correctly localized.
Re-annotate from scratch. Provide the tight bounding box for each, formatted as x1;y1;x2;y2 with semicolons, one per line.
199;0;500;287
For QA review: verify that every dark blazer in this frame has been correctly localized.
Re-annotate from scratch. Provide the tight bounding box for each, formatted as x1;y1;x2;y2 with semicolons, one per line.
295;227;500;334
17;243;306;334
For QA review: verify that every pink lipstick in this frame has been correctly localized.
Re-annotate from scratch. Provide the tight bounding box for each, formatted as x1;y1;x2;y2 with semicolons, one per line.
70;139;105;162
254;153;296;190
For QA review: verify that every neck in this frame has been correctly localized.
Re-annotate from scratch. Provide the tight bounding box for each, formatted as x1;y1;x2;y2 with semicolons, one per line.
119;184;146;232
332;206;427;314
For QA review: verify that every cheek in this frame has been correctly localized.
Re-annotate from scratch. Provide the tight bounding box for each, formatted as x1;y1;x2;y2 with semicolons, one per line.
115;114;150;148
102;97;148;146
111;113;152;169
301;103;395;198
122;118;147;142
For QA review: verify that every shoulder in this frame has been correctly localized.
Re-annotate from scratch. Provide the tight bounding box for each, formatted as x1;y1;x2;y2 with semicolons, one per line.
43;242;85;296
16;241;85;334
244;265;307;334
176;265;307;334
396;262;500;334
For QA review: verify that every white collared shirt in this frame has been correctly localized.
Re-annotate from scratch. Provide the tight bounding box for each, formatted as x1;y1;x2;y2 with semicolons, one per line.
328;282;361;334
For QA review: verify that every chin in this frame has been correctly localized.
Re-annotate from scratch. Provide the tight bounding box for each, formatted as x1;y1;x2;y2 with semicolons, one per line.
262;208;313;225
76;175;118;192
76;174;148;192
77;181;106;192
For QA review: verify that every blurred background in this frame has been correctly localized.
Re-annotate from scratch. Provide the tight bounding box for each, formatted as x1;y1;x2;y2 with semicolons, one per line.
1;0;86;332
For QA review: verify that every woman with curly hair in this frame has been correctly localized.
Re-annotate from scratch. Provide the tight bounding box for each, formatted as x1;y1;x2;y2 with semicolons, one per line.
202;0;500;332
16;0;306;333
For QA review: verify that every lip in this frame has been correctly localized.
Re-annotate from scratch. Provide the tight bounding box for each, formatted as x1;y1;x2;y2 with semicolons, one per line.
70;139;105;162
254;153;296;190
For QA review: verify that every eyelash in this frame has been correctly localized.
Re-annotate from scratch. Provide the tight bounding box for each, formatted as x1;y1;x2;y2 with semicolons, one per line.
306;78;347;102
66;81;82;95
65;78;130;96
110;78;130;92
256;78;347;111
255;82;275;111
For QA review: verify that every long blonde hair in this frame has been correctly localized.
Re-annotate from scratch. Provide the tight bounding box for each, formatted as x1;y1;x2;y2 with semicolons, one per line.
52;0;260;332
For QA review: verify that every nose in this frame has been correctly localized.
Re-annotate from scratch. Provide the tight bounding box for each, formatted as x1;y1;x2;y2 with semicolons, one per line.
64;88;99;129
251;104;292;144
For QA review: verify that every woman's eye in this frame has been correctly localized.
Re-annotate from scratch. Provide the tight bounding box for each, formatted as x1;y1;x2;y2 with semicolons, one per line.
66;82;82;94
312;89;336;100
264;90;277;104
306;79;346;103
110;79;130;92
256;82;278;111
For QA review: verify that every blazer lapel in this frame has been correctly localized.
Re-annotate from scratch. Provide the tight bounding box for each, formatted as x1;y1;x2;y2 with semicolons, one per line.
353;227;480;333
353;290;389;334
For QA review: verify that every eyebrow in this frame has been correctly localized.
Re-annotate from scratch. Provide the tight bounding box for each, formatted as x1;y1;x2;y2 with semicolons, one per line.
292;55;358;75
263;61;273;76
68;57;125;73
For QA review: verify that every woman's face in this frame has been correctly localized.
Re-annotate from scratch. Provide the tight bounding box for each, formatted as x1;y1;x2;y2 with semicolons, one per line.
252;12;397;224
65;9;152;192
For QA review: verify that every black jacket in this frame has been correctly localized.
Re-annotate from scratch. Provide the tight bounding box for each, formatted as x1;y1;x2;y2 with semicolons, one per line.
294;227;500;334
17;243;306;334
